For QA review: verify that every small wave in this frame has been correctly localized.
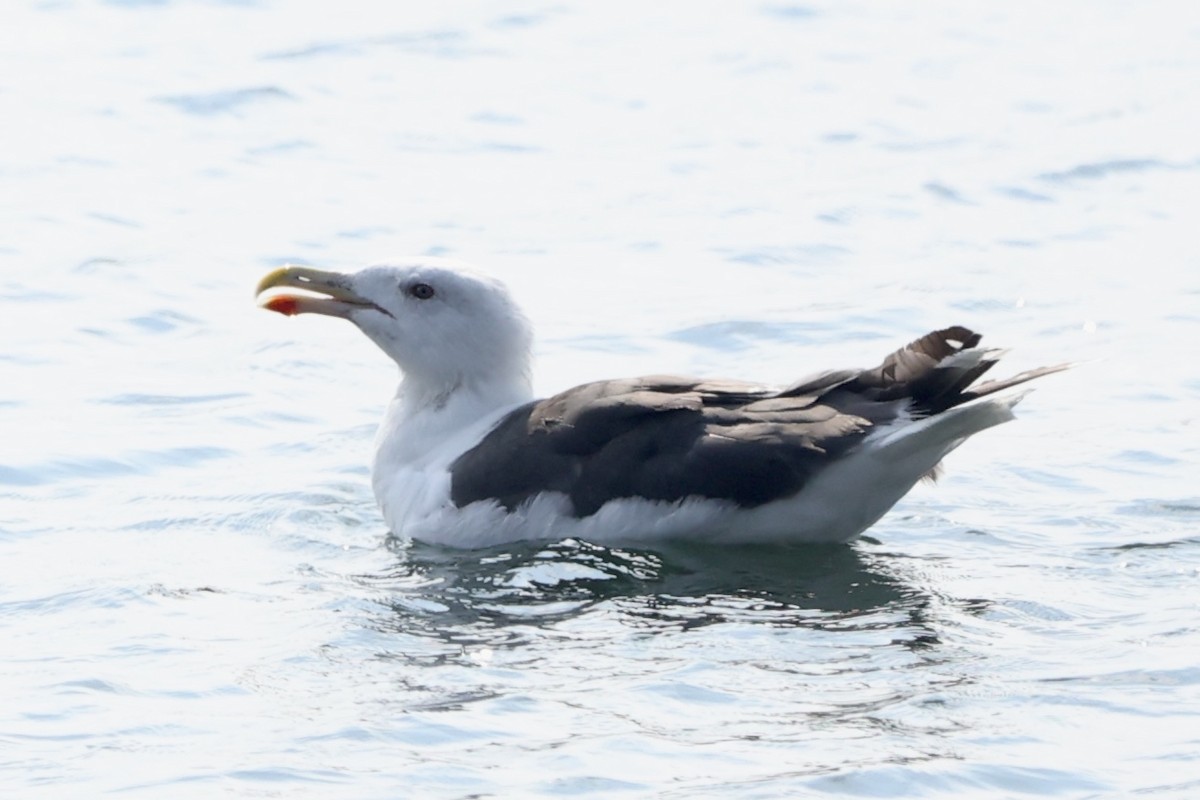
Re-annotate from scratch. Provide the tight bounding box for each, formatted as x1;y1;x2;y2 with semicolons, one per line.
1038;158;1170;183
716;243;851;266
261;30;467;61
156;86;294;116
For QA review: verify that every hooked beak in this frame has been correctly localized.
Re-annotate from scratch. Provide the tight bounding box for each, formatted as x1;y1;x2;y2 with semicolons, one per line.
255;265;392;318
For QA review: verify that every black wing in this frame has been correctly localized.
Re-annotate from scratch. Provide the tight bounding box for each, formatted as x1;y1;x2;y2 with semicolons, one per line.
449;327;1066;516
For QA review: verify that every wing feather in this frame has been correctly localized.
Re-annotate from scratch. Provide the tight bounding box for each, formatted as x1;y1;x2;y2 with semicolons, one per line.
449;325;1065;517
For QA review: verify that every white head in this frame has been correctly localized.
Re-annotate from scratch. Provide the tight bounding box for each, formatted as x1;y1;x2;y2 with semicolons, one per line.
257;258;533;406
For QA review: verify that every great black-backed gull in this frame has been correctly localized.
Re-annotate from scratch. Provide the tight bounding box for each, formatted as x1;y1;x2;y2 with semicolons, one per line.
256;258;1066;548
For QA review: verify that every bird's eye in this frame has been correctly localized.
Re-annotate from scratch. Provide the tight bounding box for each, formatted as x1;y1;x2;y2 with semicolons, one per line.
407;282;435;300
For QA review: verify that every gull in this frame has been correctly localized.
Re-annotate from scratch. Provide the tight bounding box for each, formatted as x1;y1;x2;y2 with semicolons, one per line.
256;258;1066;548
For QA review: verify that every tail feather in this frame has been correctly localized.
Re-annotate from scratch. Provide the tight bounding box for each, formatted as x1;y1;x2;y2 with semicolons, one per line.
962;362;1074;401
867;389;1033;485
853;326;1070;414
827;326;1066;490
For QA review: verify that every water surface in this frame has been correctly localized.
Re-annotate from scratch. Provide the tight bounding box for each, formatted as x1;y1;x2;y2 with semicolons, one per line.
3;1;1199;797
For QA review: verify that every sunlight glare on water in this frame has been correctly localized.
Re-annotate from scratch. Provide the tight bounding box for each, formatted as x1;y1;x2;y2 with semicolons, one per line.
2;1;1199;797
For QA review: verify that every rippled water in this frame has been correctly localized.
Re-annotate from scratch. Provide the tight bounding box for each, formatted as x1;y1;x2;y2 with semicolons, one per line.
3;1;1199;797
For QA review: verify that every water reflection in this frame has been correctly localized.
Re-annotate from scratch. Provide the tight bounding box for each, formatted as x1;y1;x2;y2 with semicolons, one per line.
357;537;947;652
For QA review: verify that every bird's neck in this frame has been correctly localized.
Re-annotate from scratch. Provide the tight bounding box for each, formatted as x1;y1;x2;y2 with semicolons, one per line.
375;371;532;469
398;369;531;417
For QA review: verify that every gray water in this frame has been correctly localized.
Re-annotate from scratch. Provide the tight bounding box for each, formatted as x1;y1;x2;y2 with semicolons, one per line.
3;1;1199;797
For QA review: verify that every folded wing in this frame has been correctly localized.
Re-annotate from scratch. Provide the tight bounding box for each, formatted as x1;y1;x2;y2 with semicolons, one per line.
449;327;1069;516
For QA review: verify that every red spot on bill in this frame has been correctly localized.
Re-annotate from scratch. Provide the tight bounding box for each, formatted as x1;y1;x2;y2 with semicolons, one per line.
264;295;300;316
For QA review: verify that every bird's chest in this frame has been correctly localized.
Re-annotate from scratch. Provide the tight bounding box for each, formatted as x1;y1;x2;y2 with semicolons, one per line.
370;397;520;531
